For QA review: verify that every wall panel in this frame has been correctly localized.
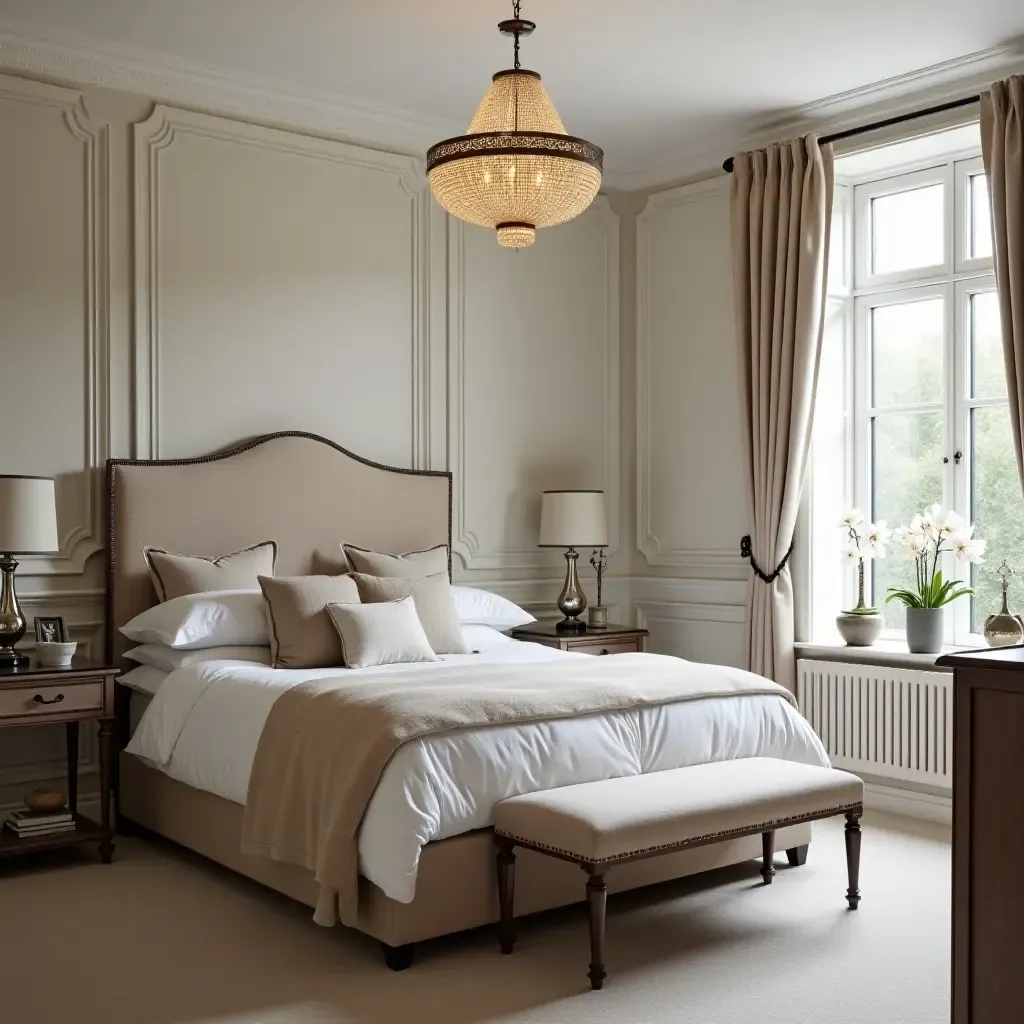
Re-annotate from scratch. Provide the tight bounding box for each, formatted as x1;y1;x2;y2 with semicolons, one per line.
133;106;431;468
636;177;747;575
451;200;620;573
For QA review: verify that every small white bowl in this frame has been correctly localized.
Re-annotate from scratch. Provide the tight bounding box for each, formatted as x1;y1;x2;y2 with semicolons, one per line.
36;641;77;668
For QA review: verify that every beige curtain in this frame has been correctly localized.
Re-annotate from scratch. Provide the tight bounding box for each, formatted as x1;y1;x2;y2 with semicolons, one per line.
981;76;1024;492
731;136;834;689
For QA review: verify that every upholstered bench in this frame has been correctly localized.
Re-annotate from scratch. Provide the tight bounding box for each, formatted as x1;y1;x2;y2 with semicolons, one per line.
493;757;864;989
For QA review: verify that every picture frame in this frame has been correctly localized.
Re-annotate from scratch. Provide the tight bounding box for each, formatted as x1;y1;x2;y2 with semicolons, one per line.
34;616;68;644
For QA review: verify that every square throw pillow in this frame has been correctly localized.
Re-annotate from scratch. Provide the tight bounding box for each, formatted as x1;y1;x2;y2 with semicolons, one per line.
351;571;470;654
144;541;277;602
326;596;439;669
342;543;449;578
258;574;360;669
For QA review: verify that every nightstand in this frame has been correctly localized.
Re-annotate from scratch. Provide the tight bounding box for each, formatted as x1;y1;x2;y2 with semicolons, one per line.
0;658;118;863
509;623;649;656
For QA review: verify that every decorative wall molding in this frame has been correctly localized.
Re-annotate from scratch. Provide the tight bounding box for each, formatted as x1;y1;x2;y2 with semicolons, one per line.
614;41;1024;188
449;198;621;570
636;177;748;573
0;74;110;578
132;104;432;464
0;17;460;159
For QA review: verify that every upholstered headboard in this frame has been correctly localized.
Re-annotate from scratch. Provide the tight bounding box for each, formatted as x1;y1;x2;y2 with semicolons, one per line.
105;432;452;664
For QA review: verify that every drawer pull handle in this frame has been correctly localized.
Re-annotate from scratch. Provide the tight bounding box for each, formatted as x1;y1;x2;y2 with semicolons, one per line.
32;693;65;706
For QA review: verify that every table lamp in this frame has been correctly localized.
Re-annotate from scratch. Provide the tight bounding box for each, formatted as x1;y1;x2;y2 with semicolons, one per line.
0;476;59;667
539;490;608;632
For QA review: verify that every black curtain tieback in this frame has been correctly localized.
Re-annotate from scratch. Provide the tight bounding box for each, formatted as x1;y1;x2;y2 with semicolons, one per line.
740;535;794;584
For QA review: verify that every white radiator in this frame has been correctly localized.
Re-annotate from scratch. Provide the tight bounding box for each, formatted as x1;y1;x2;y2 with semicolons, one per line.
796;659;953;789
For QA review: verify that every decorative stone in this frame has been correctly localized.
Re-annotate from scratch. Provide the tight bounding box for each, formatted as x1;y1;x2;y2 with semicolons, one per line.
24;788;67;813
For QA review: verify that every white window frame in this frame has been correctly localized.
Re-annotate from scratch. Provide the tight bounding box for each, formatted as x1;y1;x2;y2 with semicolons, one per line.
810;146;999;647
853;164;953;290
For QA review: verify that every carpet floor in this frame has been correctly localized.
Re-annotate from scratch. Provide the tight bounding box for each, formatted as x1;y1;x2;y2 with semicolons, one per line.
0;811;950;1024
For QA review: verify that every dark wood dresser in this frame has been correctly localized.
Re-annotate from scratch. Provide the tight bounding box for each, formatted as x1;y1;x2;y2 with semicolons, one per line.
937;646;1024;1024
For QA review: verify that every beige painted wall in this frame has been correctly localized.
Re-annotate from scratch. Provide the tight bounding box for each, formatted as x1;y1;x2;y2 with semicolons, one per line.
0;71;625;810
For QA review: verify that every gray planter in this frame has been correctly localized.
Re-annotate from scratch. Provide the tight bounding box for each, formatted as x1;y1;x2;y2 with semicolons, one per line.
836;611;884;647
906;607;944;654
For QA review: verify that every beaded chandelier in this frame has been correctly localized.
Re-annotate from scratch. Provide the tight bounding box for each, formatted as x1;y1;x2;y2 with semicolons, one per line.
426;2;603;249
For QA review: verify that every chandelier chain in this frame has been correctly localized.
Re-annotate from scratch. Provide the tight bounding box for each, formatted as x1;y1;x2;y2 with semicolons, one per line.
512;0;521;69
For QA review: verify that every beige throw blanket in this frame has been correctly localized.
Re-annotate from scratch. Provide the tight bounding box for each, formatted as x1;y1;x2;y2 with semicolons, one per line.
240;653;796;925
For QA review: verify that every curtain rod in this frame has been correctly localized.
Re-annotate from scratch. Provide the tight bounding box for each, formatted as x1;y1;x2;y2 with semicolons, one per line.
721;94;981;173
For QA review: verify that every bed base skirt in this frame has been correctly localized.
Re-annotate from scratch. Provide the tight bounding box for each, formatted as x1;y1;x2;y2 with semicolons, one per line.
119;752;813;948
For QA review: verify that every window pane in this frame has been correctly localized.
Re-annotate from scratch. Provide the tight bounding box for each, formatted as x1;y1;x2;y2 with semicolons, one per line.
971;290;1005;399
970;173;993;260
871;184;944;275
971;406;1024;632
871;298;944;407
872;411;943;629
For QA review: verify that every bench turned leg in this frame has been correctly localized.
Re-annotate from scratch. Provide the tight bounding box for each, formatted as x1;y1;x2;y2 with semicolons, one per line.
761;830;776;885
786;844;809;867
845;811;862;909
585;868;608;991
496;838;517;954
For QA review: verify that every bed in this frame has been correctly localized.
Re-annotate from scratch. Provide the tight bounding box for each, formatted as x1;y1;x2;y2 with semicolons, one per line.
109;431;827;966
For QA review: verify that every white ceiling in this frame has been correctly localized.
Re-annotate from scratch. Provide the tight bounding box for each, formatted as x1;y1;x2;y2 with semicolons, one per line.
1;0;1023;186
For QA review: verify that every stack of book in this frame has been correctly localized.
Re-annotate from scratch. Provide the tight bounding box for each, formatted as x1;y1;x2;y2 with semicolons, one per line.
4;808;76;839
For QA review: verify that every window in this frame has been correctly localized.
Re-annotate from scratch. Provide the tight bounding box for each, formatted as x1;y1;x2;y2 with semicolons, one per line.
807;135;1022;646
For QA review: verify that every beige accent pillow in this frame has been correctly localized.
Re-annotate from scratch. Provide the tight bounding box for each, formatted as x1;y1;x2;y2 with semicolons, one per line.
144;541;277;602
258;574;360;669
342;543;449;578
351;572;470;655
326;596;439;669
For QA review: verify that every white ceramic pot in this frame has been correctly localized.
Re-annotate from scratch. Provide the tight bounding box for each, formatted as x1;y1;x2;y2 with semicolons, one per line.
836;611;884;647
35;641;77;667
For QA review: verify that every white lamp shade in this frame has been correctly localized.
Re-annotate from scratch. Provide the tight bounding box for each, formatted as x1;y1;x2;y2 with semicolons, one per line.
539;490;608;548
0;476;59;553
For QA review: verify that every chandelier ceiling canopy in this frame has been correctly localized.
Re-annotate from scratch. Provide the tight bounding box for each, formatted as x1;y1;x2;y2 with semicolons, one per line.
426;2;603;249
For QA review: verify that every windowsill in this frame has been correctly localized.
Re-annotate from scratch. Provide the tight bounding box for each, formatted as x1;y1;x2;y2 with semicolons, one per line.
794;639;977;671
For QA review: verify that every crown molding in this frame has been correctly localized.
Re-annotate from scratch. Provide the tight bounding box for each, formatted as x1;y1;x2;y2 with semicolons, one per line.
0;17;463;158
611;39;1024;191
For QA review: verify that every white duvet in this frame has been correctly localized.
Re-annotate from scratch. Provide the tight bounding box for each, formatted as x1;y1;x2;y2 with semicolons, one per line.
126;628;829;903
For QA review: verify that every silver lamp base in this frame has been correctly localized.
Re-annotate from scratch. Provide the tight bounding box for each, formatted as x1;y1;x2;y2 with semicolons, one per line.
555;547;588;633
0;553;29;667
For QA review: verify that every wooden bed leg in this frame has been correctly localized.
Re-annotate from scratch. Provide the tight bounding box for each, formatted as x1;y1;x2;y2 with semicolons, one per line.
381;942;415;971
585;867;607;991
845;811;862;909
786;844;809;867
496;837;516;954
760;830;776;885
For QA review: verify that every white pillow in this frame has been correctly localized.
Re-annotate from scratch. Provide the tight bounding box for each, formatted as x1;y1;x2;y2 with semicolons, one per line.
326;596;439;669
124;644;271;672
120;590;269;650
451;586;535;629
117;664;168;697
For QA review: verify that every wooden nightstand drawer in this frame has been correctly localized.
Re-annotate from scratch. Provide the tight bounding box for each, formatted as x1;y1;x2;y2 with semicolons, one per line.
573;639;642;656
0;680;104;720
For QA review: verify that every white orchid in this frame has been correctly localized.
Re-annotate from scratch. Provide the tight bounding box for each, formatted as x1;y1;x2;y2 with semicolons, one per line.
906;533;926;558
918;505;942;540
865;520;890;557
886;507;983;611
935;509;965;536
840;509;865;530
841;545;860;564
951;530;987;564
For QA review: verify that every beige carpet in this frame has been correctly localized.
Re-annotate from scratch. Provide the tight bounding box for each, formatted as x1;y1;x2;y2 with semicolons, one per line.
0;812;950;1024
